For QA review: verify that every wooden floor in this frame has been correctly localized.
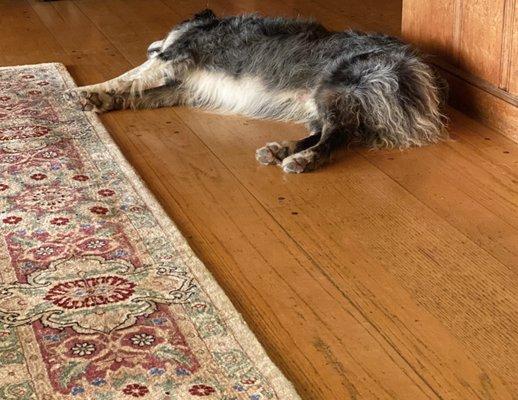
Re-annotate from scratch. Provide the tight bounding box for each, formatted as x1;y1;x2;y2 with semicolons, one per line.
2;1;518;399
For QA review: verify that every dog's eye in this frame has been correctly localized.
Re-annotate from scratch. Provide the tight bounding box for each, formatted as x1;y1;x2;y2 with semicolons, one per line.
147;40;164;58
146;48;161;59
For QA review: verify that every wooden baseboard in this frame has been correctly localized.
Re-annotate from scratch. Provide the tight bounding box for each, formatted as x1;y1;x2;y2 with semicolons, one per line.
434;63;518;143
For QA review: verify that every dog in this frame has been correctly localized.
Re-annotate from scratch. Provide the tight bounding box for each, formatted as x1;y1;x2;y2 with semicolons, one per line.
68;9;447;173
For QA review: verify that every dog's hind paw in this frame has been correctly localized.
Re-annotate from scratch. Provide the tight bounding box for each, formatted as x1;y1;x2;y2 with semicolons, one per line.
255;142;289;165
281;150;319;173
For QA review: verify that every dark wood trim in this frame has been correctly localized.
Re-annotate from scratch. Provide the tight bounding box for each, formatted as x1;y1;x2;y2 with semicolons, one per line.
434;59;518;106
438;66;518;142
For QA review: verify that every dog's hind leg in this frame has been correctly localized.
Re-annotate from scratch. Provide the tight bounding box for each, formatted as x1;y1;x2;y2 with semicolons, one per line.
255;120;323;165
279;87;353;173
255;132;321;166
281;122;343;173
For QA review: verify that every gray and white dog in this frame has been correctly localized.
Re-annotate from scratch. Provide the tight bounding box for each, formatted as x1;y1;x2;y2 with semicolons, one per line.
70;9;447;173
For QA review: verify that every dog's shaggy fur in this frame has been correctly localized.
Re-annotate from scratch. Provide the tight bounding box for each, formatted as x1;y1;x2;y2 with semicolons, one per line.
69;9;447;173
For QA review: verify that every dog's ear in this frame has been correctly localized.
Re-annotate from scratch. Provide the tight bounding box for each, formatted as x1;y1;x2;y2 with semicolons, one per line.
193;9;216;21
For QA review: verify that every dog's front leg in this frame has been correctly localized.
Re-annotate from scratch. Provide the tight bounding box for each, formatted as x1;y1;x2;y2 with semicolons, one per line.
66;58;172;112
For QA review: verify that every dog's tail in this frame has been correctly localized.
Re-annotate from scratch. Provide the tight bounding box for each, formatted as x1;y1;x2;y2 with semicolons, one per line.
320;49;448;149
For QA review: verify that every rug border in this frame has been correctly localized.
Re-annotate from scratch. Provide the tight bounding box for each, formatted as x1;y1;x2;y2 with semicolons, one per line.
8;62;300;399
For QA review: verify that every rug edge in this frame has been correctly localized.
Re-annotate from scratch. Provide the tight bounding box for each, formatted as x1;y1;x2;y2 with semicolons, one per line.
36;62;301;400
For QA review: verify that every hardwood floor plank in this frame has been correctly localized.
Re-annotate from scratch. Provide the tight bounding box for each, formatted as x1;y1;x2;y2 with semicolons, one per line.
0;0;65;65
359;113;518;268
159;0;402;35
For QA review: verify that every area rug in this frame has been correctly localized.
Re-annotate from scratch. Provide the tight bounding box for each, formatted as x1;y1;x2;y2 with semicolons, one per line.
0;63;299;400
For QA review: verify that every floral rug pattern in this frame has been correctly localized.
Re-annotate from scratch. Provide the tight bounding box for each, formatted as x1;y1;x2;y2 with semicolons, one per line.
0;64;299;400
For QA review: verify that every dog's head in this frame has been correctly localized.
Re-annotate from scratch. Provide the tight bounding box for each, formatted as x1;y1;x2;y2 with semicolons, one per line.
146;9;218;60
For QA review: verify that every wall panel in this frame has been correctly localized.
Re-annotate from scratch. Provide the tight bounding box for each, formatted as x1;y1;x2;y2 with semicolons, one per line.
458;0;506;86
506;0;518;94
402;0;518;141
401;0;457;64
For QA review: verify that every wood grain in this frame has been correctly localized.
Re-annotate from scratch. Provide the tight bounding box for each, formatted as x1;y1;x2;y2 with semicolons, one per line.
458;0;506;86
401;0;457;64
2;0;518;398
499;0;516;90
507;0;518;94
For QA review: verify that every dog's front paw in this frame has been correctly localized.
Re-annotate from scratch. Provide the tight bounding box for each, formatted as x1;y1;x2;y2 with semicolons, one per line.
63;89;98;112
63;90;81;109
255;142;289;165
63;89;119;113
